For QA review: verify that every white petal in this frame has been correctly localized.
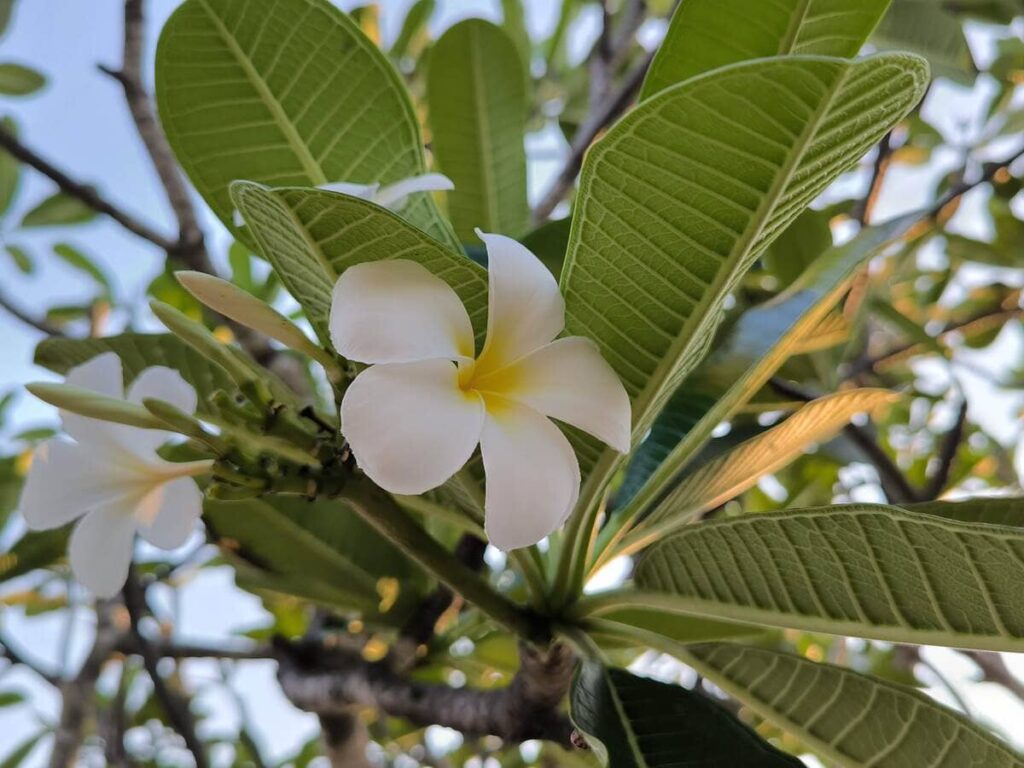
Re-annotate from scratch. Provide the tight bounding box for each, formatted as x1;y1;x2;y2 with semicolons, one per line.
477;337;632;453
19;440;135;530
320;181;380;199
64;352;124;398
69;504;137;598
480;398;580;550
330;260;475;364
137;476;203;550
341;360;484;494
127;366;198;414
474;231;564;376
374;173;455;210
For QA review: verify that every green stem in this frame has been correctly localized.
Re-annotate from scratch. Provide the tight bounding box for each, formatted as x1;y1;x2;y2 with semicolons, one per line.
343;477;546;643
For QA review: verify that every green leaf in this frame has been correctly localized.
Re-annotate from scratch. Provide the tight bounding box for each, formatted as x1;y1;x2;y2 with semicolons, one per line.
684;644;1024;768
908;497;1024;528
520;217;571;278
611;214;919;525
562;55;928;478
0;731;45;768
34;333;249;421
762;208;833;287
19;191;96;228
4;244;31;274
389;0;435;59
0;117;20;216
232;183;488;347
585;608;762;646
427;20;529;242
52;243;112;294
873;0;976;83
0;526;70;584
0;0;16;40
155;0;458;249
570;663;803;767
624;503;1024;652
204;495;419;622
0;63;44;96
638;389;900;535
642;0;892;98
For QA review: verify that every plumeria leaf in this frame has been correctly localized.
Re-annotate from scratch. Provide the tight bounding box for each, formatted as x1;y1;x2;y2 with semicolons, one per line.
622;503;1024;652
232;184;488;347
4;244;31;274
610;214;918;525
0;526;70;584
0;62;44;96
642;0;891;98
873;0;977;83
389;0;435;59
52;243;112;295
205;495;422;624
427;19;530;242
641;389;900;530
570;663;803;767
683;644;1023;767
561;55;929;484
0;116;20;216
762;208;834;287
906;497;1024;527
155;0;458;249
19;191;96;228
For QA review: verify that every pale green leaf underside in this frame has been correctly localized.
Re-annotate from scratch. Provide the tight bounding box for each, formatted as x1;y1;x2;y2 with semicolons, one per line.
642;0;891;98
648;388;899;524
232;183;488;346
427;19;529;241
561;54;929;478
909;497;1024;528
684;644;1023;767
156;0;457;248
632;503;1024;651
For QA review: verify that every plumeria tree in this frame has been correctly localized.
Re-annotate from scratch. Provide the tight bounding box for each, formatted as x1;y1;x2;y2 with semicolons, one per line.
1;0;1023;765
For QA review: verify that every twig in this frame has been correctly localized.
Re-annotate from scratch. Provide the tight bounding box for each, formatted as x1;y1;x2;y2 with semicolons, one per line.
98;0;213;274
101;659;136;768
122;567;209;768
923;399;968;500
852;131;894;226
49;602;119;768
0;123;175;250
0;289;66;337
929;143;1024;219
963;651;1024;703
278;639;576;746
533;50;654;222
769;377;921;504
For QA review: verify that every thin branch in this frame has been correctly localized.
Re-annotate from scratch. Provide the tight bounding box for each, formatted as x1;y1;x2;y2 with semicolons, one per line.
770;377;921;504
929;142;1024;219
122;567;209;768
923;399;968;500
98;0;213;274
0;289;66;336
963;651;1024;704
49;602;119;768
852;130;895;226
278;639;576;747
0;123;175;250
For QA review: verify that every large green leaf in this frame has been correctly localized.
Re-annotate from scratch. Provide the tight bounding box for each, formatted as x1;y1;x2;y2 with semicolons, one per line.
873;0;976;83
561;54;928;474
610;214;918;524
570;663;803;767
642;0;892;98
232;183;488;346
155;0;457;249
762;207;834;287
684;644;1023;767
623;503;1024;651
427;20;529;242
205;495;420;623
641;389;899;529
909;497;1024;528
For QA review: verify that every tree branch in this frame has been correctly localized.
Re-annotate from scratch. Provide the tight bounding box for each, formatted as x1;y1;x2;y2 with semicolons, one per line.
122;567;209;768
923;399;968;500
0;123;175;250
0;288;66;336
963;651;1024;704
278;639;576;747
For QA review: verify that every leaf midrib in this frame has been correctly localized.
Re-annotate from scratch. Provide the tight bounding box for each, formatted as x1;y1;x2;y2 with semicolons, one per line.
601;668;652;767
777;0;814;55
197;0;328;185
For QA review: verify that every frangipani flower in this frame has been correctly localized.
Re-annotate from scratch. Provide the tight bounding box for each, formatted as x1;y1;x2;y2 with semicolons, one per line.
330;231;631;550
20;353;212;598
232;173;454;226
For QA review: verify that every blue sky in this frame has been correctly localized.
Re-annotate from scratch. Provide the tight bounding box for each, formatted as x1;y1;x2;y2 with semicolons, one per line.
0;1;1022;766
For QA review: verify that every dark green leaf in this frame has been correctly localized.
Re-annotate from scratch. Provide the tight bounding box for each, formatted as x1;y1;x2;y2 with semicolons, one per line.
4;244;31;274
0;116;19;215
0;526;71;584
19;191;96;228
762;208;833;287
52;243;112;293
0;62;44;96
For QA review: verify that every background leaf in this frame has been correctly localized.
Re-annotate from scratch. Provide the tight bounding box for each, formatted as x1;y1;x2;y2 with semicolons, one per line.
570;663;803;767
684;643;1023;767
642;0;892;98
52;243;112;295
0;62;44;96
19;191;96;228
762;208;834;287
155;0;458;248
427;19;529;242
873;0;977;83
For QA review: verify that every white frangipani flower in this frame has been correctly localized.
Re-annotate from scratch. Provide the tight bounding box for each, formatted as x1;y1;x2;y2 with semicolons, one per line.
232;173;454;226
330;230;631;551
20;353;212;598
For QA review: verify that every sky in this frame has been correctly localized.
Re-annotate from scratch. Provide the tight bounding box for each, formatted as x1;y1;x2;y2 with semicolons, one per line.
0;1;1022;766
